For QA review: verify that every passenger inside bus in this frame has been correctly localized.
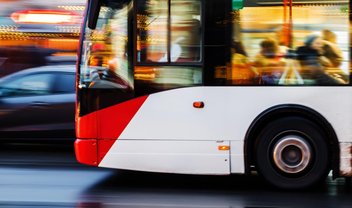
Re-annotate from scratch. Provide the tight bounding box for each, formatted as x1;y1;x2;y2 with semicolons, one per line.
228;41;258;85
253;38;286;85
321;30;348;83
296;34;341;85
322;30;343;68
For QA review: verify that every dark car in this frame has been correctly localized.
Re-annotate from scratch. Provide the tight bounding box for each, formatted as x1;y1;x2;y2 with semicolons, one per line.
0;65;76;140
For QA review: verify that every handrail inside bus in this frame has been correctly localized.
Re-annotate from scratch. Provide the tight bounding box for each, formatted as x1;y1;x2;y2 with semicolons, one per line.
88;0;101;29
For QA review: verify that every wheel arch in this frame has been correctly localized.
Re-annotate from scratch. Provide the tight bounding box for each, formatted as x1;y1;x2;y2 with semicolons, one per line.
244;104;340;178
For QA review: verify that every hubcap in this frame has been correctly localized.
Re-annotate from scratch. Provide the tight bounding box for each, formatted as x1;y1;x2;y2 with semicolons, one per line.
272;135;312;174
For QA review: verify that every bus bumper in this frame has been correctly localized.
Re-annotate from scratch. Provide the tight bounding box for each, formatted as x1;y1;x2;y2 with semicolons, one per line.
74;139;98;166
340;142;352;177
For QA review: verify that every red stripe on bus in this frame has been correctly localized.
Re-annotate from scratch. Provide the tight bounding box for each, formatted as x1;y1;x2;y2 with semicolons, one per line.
96;95;148;163
76;95;148;165
98;96;148;138
76;111;98;139
75;139;98;166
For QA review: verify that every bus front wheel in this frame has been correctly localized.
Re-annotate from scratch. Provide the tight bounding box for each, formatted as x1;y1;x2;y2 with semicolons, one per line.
255;117;330;189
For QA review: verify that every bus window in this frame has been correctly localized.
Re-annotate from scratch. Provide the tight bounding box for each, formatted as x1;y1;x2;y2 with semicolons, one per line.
170;0;201;62
228;0;349;86
136;0;202;63
134;0;203;92
136;0;168;62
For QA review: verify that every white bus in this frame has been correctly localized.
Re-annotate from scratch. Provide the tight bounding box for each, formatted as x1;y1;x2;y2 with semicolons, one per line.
75;0;352;189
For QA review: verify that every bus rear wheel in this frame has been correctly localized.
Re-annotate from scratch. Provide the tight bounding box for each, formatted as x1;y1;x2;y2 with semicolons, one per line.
255;117;330;189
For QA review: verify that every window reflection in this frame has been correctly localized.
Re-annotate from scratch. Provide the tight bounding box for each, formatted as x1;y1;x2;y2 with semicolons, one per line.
135;66;202;90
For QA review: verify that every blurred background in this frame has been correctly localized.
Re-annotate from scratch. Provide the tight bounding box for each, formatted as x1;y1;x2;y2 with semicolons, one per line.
0;0;86;140
0;0;85;76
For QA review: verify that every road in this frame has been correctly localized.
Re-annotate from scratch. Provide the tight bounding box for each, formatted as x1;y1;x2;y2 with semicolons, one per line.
0;143;351;208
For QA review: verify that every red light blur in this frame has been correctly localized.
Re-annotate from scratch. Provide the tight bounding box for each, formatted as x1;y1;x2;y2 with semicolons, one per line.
11;10;80;24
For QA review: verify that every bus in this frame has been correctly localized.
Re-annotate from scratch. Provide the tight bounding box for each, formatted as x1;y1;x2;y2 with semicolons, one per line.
75;0;352;189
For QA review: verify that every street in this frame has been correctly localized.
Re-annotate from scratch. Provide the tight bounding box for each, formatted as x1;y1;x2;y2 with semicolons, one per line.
0;143;350;208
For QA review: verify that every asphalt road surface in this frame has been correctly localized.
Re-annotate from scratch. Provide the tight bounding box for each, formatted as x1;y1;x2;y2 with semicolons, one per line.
0;142;351;208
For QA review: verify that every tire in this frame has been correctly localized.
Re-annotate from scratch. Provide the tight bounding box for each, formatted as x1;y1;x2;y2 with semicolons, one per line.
255;117;330;189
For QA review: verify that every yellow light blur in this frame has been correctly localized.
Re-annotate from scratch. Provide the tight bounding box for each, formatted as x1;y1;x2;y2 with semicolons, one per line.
218;145;230;151
20;14;72;24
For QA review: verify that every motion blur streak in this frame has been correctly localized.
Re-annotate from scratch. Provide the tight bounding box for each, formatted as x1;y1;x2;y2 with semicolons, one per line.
11;10;80;24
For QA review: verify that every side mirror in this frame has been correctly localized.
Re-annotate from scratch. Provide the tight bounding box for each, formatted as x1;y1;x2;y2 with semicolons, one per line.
88;0;101;29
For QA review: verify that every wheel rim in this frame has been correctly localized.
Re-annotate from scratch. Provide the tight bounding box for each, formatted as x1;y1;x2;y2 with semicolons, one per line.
272;135;312;174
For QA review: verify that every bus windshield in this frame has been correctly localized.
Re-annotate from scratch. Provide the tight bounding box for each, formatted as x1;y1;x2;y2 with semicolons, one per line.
79;0;133;90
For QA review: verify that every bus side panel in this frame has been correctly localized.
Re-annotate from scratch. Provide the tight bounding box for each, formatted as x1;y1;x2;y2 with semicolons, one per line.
99;140;230;175
119;88;228;141
120;87;352;143
230;140;245;173
340;142;352;176
114;87;352;174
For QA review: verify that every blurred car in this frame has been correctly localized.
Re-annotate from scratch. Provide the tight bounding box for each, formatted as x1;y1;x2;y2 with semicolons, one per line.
0;65;76;140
